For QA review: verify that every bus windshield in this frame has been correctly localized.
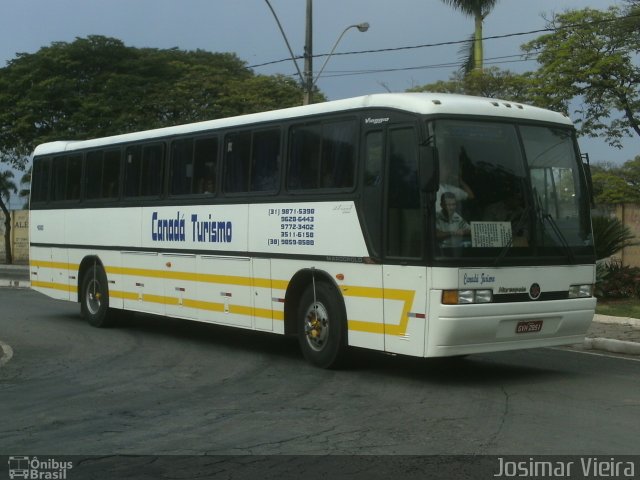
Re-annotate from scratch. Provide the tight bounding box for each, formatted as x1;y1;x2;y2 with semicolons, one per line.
431;119;594;264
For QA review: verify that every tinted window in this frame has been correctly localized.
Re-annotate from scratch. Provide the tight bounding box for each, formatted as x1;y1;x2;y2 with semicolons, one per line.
288;119;356;190
362;131;384;257
250;129;280;192
125;144;164;197
386;127;421;258
288;125;320;189
85;149;121;200
224;132;251;193
31;158;51;203
171;136;219;196
52;154;82;202
224;129;280;193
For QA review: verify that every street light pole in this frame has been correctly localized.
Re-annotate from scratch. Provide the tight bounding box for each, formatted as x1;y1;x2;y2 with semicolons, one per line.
303;0;313;105
312;22;369;89
264;0;369;106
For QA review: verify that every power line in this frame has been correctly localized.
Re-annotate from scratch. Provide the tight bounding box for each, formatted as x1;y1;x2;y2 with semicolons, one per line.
248;10;640;70
318;53;537;78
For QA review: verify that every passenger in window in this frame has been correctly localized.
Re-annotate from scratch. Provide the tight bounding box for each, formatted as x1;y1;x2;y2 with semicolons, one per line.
436;149;474;212
203;178;215;194
197;177;215;194
436;192;471;246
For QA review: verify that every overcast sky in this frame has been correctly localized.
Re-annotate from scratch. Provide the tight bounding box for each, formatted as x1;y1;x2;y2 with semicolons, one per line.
1;0;638;205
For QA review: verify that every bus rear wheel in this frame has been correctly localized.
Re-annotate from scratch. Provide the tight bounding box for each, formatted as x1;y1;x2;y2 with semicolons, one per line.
297;281;347;369
80;264;114;328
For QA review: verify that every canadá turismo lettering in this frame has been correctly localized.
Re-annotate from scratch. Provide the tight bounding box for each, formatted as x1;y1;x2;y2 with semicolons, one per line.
151;212;232;243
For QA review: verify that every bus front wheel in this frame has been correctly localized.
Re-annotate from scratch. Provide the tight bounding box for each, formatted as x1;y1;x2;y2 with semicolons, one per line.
80;264;113;328
297;281;347;369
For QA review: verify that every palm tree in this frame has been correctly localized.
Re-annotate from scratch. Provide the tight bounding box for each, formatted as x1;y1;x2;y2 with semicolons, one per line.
0;170;18;264
440;0;499;73
592;215;638;261
19;167;31;209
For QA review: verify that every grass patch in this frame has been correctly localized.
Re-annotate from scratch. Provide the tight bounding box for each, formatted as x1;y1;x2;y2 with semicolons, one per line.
596;298;640;319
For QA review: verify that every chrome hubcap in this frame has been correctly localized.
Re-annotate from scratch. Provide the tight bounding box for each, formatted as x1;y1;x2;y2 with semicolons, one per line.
86;279;102;315
304;301;329;352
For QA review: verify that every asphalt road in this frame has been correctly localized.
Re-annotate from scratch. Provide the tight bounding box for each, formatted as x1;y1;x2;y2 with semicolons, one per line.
1;288;639;458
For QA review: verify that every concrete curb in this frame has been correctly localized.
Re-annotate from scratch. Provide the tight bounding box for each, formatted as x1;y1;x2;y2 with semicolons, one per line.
593;314;640;328
0;340;14;367
0;279;30;288
583;337;640;355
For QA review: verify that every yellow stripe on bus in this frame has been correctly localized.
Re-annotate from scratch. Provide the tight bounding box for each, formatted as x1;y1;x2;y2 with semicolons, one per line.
31;259;418;336
31;280;78;294
111;291;284;321
30;260;80;271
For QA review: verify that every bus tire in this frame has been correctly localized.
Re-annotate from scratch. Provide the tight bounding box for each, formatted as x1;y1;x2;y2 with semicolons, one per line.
80;264;113;328
297;281;347;369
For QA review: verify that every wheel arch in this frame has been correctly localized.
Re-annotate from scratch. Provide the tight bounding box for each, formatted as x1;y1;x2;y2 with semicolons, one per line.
77;255;105;302
283;268;346;336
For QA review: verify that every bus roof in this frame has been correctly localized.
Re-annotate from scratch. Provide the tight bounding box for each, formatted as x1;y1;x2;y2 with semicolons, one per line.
32;92;573;156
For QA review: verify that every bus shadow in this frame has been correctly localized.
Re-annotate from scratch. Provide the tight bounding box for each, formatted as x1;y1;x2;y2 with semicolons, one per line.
113;311;303;362
348;348;573;386
49;310;575;385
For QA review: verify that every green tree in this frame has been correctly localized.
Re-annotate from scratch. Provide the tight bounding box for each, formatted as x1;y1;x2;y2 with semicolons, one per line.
408;67;534;100
440;0;499;72
521;6;640;147
0;170;17;264
590;157;640;205
0;36;306;169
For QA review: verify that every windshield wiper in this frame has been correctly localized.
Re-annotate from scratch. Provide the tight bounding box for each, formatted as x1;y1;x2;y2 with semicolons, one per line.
540;213;575;264
492;204;532;266
533;190;575;264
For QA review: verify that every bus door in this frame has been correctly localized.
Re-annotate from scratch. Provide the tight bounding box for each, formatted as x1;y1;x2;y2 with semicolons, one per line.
382;125;428;357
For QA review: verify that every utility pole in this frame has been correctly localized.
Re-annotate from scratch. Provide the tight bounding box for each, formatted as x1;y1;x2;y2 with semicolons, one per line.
303;0;313;105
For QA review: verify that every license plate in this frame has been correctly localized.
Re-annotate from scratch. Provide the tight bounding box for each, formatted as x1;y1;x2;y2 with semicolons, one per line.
516;320;543;334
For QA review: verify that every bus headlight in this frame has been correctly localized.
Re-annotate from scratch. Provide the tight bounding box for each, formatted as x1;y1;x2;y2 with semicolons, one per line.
568;284;594;298
442;289;493;305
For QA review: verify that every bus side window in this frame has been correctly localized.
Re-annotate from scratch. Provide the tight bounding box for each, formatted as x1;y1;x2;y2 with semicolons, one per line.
85;151;103;200
102;150;121;199
250;129;280;192
170;139;195;195
288;124;321;190
386;127;421;258
52;154;82;202
193;136;218;195
224;132;251;193
321;120;356;189
362;130;384;257
31;158;51;204
125;144;163;197
141;145;164;197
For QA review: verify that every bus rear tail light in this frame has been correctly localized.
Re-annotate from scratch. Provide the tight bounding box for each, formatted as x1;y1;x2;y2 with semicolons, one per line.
442;289;493;305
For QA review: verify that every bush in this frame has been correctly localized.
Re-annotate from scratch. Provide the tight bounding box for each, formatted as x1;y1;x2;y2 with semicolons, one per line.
591;215;637;260
595;259;640;299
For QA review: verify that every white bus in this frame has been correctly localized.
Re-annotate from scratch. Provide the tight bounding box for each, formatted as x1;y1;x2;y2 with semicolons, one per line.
29;93;596;368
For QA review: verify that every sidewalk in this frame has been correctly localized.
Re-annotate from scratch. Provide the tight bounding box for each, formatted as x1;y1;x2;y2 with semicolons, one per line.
0;263;30;288
1;264;639;355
